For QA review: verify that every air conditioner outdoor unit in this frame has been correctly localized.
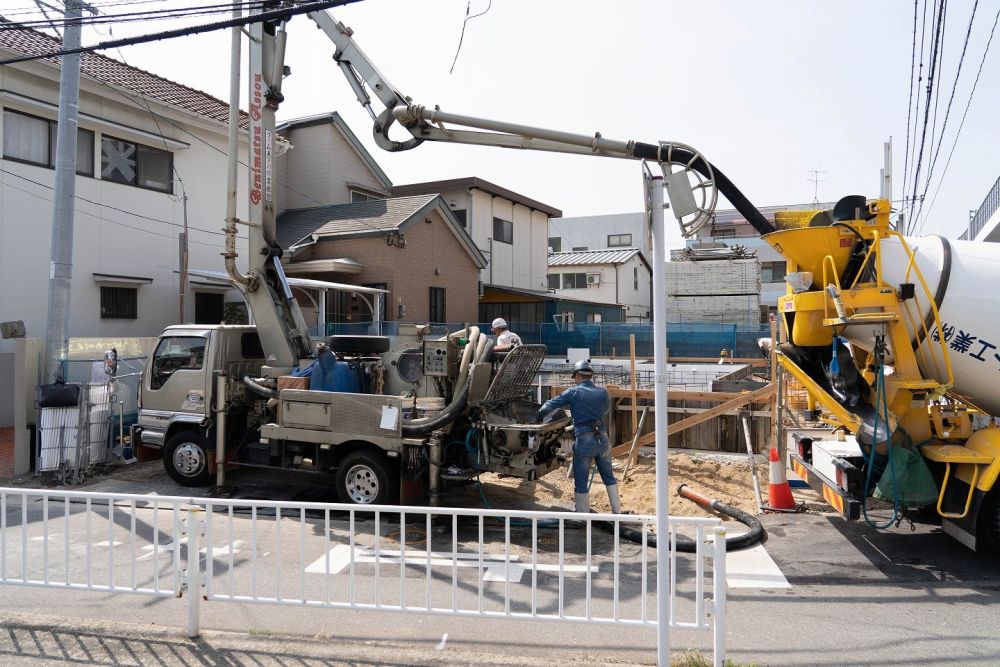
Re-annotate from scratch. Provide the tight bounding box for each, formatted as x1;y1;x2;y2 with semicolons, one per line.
586;274;601;286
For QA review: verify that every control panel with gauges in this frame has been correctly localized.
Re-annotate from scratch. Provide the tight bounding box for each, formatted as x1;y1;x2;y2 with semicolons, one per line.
422;339;454;377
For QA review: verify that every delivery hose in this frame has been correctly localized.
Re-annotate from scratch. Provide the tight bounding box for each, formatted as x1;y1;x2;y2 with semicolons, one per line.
609;483;766;552
243;375;278;400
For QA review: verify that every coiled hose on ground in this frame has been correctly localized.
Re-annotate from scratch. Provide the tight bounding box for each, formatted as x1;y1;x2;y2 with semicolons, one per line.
606;483;766;552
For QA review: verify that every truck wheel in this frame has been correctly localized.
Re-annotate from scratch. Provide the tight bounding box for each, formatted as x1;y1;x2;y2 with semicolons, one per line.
335;450;398;505
327;335;391;354
981;495;1000;553
163;432;213;487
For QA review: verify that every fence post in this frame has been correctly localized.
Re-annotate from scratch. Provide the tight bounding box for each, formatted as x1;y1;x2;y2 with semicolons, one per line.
712;526;727;667
186;506;202;638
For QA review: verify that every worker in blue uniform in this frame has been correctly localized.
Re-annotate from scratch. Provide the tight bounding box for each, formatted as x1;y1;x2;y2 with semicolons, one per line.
537;360;621;514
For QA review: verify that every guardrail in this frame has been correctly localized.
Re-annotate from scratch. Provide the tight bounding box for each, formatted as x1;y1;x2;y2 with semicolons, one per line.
0;487;727;665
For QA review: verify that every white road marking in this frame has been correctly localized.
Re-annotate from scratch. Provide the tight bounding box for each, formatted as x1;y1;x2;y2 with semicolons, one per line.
723;543;790;589
702;530;790;589
135;538;244;562
306;545;597;583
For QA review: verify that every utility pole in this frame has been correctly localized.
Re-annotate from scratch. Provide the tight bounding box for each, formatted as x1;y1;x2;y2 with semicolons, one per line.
42;0;85;383
179;192;189;323
880;138;892;202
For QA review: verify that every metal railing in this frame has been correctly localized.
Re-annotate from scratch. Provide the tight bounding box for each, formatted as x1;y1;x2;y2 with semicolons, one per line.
968;174;1000;241
0;487;727;664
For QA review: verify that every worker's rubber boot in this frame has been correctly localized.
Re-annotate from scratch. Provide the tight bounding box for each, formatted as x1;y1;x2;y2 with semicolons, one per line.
607;484;621;514
575;492;590;513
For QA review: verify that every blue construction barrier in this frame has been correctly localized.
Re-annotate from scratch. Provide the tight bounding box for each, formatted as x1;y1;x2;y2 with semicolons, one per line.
312;321;771;359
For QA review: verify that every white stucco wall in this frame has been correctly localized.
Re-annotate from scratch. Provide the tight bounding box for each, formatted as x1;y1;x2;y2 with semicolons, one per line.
550;255;651;320
434;186;550;291
275;120;388;211
0;61;249;355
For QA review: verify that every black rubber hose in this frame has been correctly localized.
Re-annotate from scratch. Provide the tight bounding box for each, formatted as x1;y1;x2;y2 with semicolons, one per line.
630;142;774;236
401;339;495;436
607;484;766;552
243;375;278;400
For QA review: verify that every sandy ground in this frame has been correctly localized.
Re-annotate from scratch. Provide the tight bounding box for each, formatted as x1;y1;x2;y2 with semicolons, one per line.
456;451;760;521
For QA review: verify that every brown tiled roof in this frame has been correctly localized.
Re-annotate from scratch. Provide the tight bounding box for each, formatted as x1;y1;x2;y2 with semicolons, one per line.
0;18;243;127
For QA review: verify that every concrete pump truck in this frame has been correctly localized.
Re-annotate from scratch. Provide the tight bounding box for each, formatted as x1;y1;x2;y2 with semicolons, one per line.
133;1;753;505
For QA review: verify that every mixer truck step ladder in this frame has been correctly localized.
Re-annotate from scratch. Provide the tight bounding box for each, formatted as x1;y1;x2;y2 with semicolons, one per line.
821;312;897;328
921;444;994;520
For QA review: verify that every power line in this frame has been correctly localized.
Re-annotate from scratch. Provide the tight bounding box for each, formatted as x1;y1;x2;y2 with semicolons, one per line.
917;4;1000;235
904;0;932;215
0;0;362;66
912;0;979;231
0;170;229;247
0;167;233;238
1;2;275;31
908;0;948;233
901;0;920;220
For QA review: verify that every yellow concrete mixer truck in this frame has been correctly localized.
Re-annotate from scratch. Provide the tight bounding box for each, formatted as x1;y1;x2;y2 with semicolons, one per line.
766;195;1000;551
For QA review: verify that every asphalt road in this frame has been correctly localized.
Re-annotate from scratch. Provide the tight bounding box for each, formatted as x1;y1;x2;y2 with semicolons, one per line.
2;463;1000;666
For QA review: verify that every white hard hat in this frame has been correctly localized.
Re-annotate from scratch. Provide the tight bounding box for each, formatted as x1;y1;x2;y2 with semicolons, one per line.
491;318;507;329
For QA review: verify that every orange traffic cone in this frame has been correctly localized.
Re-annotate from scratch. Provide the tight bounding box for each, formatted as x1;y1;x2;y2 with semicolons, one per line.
768;447;796;510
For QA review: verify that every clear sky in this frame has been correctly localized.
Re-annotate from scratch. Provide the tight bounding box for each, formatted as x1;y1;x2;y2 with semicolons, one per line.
12;0;1000;246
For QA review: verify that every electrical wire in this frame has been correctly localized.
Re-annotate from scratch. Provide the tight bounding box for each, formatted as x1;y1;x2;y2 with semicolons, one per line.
0;170;226;246
917;3;1000;235
901;0;920;227
449;0;491;75
908;0;948;234
903;0;931;221
0;167;235;239
0;0;361;66
1;2;277;31
912;0;979;232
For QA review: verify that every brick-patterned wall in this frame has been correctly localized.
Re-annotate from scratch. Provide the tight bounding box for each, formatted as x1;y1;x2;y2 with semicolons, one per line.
300;210;481;324
0;427;15;479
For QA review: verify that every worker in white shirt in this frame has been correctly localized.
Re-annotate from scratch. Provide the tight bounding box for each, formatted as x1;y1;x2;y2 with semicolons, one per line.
491;318;522;352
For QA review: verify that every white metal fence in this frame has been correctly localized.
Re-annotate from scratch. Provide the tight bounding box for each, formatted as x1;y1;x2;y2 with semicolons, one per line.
0;487;727;665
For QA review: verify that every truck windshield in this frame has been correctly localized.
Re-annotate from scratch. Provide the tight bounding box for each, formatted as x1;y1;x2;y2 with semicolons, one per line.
150;336;207;389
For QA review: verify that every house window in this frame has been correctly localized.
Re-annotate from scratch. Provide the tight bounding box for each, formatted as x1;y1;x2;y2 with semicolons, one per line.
561;272;588;289
712;227;736;239
547;274;561;289
607;233;632;247
634;267;639;290
350;188;384;203
363;283;389;322
2;109;94;176
452;209;467;228
761;261;787;283
429;287;446;322
548;237;562;252
194;292;225;324
100;286;137;319
101;135;172;192
572;246;588;251
587;313;603;323
492;217;513;244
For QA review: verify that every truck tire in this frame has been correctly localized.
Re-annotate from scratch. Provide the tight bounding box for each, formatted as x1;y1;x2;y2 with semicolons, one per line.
981;494;1000;553
335;450;399;505
163;432;213;487
327;335;391;354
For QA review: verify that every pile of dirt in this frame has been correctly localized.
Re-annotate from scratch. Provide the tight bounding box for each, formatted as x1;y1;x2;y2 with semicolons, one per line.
461;451;759;521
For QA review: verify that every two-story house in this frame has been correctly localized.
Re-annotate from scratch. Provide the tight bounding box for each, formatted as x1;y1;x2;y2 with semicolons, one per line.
547;248;652;322
393;177;597;325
